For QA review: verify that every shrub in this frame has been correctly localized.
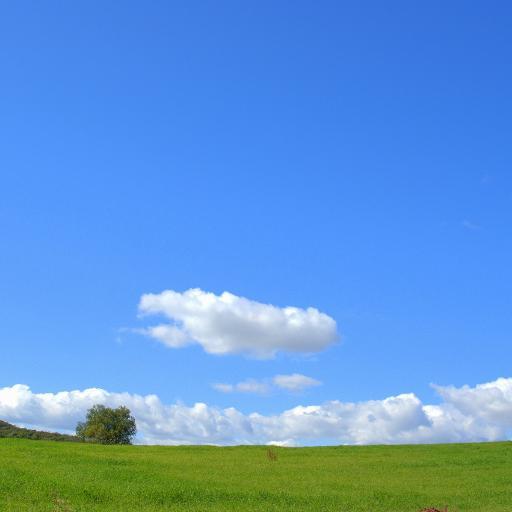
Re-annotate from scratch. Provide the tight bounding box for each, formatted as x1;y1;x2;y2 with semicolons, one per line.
76;405;136;445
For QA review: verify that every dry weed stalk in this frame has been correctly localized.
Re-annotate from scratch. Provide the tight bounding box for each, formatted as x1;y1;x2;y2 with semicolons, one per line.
266;447;278;461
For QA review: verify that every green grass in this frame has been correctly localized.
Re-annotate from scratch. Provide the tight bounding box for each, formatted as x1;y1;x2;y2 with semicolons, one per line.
1;439;511;511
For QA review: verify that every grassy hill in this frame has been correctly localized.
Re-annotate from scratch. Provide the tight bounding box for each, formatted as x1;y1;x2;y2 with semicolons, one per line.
0;438;511;511
0;419;79;442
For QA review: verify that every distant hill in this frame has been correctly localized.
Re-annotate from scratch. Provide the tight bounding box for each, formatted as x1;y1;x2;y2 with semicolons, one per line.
0;419;80;442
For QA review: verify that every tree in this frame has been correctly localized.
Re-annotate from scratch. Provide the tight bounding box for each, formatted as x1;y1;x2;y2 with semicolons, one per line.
76;405;136;445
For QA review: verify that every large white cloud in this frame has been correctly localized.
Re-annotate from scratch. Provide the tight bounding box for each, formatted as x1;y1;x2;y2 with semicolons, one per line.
2;377;512;446
138;288;338;358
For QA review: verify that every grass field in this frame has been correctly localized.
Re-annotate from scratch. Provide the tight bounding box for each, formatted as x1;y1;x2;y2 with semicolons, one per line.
0;439;511;511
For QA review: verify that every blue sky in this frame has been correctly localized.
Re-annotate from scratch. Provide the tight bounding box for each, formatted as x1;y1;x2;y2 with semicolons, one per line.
1;1;511;445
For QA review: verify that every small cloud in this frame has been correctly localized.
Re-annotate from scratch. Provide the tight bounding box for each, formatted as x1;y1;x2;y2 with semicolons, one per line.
462;220;481;231
481;174;492;185
235;380;270;394
273;373;322;392
212;379;270;395
212;383;234;393
212;374;321;395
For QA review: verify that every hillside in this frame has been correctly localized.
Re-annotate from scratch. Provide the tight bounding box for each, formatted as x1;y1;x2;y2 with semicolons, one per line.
0;419;79;442
0;438;511;511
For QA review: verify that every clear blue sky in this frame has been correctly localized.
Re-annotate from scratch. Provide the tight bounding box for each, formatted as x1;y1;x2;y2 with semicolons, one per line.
1;1;511;428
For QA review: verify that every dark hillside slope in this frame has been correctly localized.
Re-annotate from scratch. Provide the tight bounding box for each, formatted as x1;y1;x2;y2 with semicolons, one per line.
0;419;79;442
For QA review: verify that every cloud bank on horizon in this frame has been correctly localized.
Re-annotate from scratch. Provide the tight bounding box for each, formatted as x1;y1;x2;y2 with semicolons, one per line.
2;377;512;446
138;288;338;358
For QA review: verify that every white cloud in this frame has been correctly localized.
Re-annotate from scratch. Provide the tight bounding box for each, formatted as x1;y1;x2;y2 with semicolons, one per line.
273;373;322;392
143;325;190;348
138;288;338;358
212;383;235;393
212;379;270;395
2;377;512;445
433;377;512;428
212;374;321;394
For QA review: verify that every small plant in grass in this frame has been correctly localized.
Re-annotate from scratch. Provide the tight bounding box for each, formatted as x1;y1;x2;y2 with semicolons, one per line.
266;447;278;461
52;493;73;512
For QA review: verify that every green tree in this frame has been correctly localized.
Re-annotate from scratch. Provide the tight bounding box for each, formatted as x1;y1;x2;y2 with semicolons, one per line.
76;405;136;445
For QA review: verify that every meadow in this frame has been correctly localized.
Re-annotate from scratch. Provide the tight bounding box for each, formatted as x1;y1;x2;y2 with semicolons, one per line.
0;439;511;511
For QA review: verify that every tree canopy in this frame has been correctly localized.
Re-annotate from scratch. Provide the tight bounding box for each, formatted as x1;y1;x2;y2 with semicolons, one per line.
76;405;136;445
